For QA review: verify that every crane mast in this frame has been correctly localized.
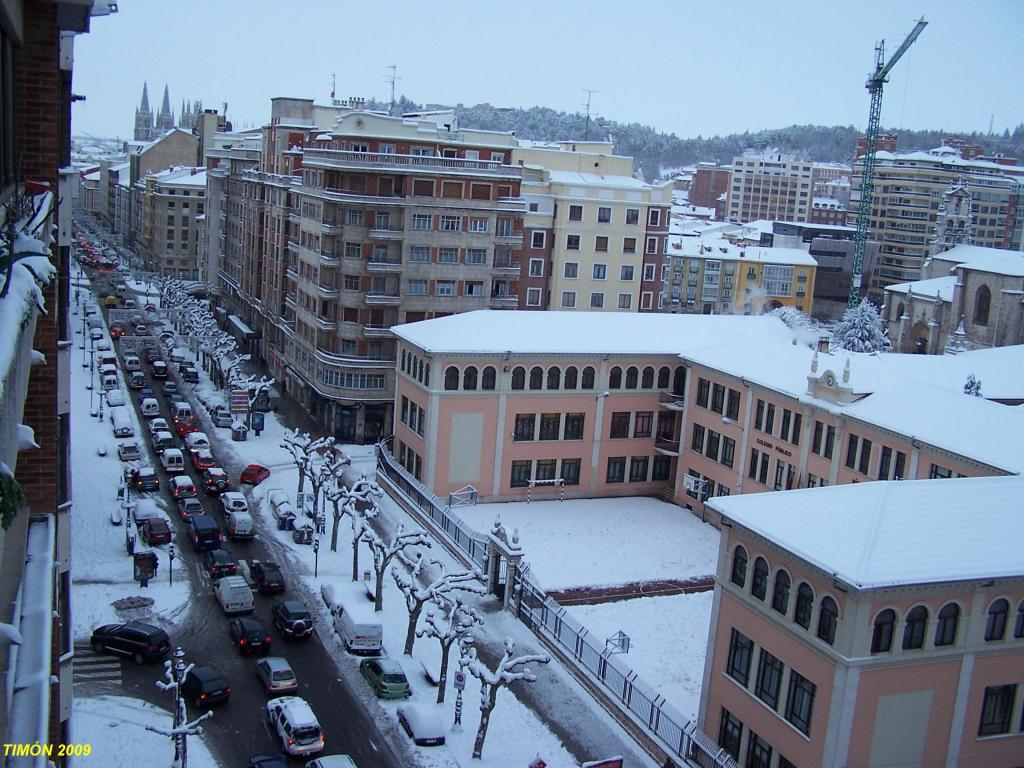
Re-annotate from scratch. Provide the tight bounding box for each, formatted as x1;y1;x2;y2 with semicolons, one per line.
849;18;927;307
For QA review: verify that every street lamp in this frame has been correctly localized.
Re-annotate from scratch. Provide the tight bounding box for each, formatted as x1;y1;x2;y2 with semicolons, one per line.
168;543;176;586
312;537;320;579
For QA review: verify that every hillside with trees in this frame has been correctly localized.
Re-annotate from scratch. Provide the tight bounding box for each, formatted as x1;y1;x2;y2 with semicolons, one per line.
368;97;1024;179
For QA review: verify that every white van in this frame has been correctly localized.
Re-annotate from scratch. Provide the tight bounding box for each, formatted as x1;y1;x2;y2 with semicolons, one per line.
324;587;383;655
110;406;134;437
140;398;161;418
225;510;254;540
214;575;254;615
171;402;193;423
123;354;141;372
160;448;185;474
101;371;119;392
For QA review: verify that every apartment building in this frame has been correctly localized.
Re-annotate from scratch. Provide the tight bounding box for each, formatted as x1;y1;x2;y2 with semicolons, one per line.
133;166;207;278
701;476;1024;768
726;152;813;224
849;143;1024;295
691;162;732;219
388;311;1024;506
665;238;817;315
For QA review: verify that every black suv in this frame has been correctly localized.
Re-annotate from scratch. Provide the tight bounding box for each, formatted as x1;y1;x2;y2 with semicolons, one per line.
90;621;170;664
251;562;286;594
200;548;238;580
228;616;272;655
180;664;231;708
131;466;160;492
272;600;314;640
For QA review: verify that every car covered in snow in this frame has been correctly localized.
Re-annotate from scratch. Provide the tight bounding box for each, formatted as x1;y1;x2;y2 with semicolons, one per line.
240;463;271;486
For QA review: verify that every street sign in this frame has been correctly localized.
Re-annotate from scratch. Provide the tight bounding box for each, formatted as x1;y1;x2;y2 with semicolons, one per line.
230;388;248;414
453;670;466;690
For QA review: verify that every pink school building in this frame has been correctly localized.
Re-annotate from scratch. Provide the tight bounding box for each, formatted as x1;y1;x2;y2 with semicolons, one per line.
388;310;1024;509
703;477;1024;768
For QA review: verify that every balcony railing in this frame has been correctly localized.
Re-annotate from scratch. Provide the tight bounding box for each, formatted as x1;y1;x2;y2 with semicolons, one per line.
285;265;299;281
313;345;394;369
492;260;521;276
302;147;521;177
363;325;393;338
369;228;405;240
489;293;518;307
316;282;339;298
315;314;337;330
365;292;402;306
283;292;297;308
367;258;403;273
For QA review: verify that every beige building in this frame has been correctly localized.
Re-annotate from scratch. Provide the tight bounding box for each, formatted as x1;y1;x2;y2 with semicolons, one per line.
726;151;813;224
134;166;207;278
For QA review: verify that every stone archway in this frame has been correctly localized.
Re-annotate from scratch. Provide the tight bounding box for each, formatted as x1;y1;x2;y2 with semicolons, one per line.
910;321;930;354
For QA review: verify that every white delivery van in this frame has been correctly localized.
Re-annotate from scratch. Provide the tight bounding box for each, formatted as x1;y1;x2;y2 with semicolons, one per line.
330;594;383;655
171;402;193;423
160;448;185;473
110;406;134;437
123;354;141;372
140;398;161;417
214;575;254;615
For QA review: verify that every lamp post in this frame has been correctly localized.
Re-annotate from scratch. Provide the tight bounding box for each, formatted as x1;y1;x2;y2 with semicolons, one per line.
168;542;176;586
312;537;320;579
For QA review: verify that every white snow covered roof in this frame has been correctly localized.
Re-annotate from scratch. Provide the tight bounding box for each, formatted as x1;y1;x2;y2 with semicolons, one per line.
884;276;955;302
709;476;1024;589
943;246;1024;278
666;238;817;267
546;170;652;190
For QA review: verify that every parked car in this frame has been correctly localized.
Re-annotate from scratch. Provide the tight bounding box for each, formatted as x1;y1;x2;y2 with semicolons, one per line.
359;658;411;699
117;441;141;462
169;475;198;500
180;365;199;383
180;665;231;708
202;467;230;495
131;466;160;492
200;548;238;580
271;600;314;640
88;327;103;342
176;497;205;519
219;491;248;516
191;449;216;470
251;561;285;595
110;324;125;340
105;389;126;407
246;754;288;768
254;657;298;696
151;430;175;455
90;621;170;664
148;418;170;437
140;517;172;546
228;617;272;655
240;463;271;486
265;697;324;758
210;406;233;428
397;704;446;747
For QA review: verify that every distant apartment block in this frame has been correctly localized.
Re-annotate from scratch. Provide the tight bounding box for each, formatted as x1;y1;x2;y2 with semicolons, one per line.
691;162;732;219
133;166;207;278
808;196;846;226
726;152;813;224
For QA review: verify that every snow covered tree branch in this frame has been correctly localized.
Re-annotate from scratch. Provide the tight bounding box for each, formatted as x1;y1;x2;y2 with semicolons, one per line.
364;521;431;612
831;300;892;353
393;556;485;656
417;596;483;704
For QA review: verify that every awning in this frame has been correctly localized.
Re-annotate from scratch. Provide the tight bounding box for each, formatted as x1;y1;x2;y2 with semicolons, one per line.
228;314;256;338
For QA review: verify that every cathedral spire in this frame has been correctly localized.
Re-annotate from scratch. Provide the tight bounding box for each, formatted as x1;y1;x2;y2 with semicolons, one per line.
140;82;151;112
160;84;172;116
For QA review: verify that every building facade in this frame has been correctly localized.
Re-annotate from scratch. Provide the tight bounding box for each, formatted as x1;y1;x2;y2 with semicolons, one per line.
691;162;732;218
134;166;207;278
701;476;1024;768
726;152;813;224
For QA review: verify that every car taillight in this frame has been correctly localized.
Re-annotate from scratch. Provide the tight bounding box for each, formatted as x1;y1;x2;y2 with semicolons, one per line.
200;693;207;700
239;638;247;645
264;636;271;643
148;644;157;652
287;739;294;746
225;687;231;695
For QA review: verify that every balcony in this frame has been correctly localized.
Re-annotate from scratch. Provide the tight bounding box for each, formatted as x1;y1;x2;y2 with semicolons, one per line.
369;228;405;241
367;258;403;273
313;344;394;370
316;282;339;298
321;218;344;234
302;147;521;177
283;291;297;309
286;238;298;253
654;434;681;456
494;232;524;245
315;313;337;331
492;260;521;277
659;391;685;411
365;292;402;306
285;265;299;281
489;293;518;308
363;325;393;338
319;249;340;266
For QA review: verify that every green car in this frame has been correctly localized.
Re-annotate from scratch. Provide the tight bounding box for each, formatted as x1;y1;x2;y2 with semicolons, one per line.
359;657;411;699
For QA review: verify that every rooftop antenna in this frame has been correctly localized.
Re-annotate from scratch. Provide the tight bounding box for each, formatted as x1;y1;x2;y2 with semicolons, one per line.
583;88;598;141
330;73;336;102
387;65;401;116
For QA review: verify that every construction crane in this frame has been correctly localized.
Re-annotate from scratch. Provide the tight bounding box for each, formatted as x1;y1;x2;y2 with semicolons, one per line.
849;17;927;307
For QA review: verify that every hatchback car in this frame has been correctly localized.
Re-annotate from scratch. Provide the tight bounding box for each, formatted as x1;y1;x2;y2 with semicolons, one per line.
254;656;298;696
176;497;205;519
200;547;238;580
228;616;272;655
272;600;314;640
90;621;170;664
397;704;446;747
161;380;178;396
150;360;168;378
132;466;160;492
191;448;216;470
148;417;170;437
180;665;231;708
251;561;285;594
117;441;141;462
140;517;172;546
202;467;230;495
110;324;126;340
151;430;175;454
240;463;271;486
359;658;411;699
170;476;198;500
175;418;199;437
219;491;248;516
180;366;199;383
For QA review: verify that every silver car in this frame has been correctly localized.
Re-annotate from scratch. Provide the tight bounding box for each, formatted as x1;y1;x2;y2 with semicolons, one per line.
255;656;298;696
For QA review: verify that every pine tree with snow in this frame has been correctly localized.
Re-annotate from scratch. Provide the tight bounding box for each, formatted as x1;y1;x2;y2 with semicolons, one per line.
831;301;892;353
963;373;983;397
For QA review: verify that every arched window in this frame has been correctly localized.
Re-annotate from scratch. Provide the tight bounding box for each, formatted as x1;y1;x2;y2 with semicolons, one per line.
895;302;905;320
529;366;543;390
902;605;928;650
934;603;959;647
444;366;459;391
564;366;578;390
625;366;639;389
609;366;622;389
871;609;896;653
974;284;991;326
463;366;478;390
771;570;791;615
424;363;430;387
581;366;595;389
985;598;1009;642
546;367;561;390
817;597;839;645
751;558;769;601
794;583;814;629
672;366;686;396
481;366;496;391
417;359;423;382
511;366;526;390
730;546;748;587
1015;600;1024;638
641;367;654;389
400;349;406;372
657;366;671;389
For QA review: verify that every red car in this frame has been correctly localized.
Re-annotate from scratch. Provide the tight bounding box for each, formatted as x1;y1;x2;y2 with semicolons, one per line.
175;419;199;437
240;463;270;486
140;518;172;545
110;325;126;340
191;449;216;470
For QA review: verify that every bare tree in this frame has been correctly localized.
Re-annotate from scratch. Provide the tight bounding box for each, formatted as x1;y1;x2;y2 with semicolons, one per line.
281;432;337;528
281;430;313;507
363;522;431;612
343;475;383;578
393;555;485;656
461;639;550;759
321;452;358;552
417;596;483;704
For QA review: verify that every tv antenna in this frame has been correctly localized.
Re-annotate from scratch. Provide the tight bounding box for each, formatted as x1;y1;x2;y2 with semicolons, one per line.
387;65;401;116
582;88;598;141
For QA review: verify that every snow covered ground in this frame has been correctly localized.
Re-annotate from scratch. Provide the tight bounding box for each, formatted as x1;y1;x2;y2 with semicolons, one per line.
70;695;217;768
458;496;721;591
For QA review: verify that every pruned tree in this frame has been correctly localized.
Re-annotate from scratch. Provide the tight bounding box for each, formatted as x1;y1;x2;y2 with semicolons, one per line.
342;473;384;576
281;430;313;504
831;300;892;353
363;522;431;612
964;373;983;397
461;639;550;759
393;555;485;656
322;453;359;552
417;596;483;704
281;432;337;527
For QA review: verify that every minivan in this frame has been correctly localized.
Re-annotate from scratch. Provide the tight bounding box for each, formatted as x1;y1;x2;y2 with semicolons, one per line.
124;354;141;372
325;589;383;655
101;371;119;392
171;402;193;423
265;697;324;757
140;398;161;417
151;430;176;454
151;360;168;378
225;510;254;541
188;514;221;551
160;448;185;474
214;575;254;615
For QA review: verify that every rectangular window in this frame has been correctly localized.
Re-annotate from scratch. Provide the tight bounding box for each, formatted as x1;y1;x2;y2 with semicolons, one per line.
726;628;753;686
646;236;658;254
400;396;409;425
440;215;462;232
748;448;770;484
406;279;427;296
470;183;491;201
441;181;463;199
344;242;362;259
711;384;725;414
606;457;626;483
510;460;532;488
726;389;741;420
878;446;908;480
529;258;544;277
526;288;542;306
705;430;720;462
633;412;653;438
648;208;661;226
590;292;604;309
561;291;576;308
619;265;635;281
514;414;536;441
531;231;546;249
408;246;430;263
564;262;579;279
780;409;802;445
539;413;561;441
697;378;710;408
435;280;455;296
560;458;581;486
411;213;433;230
374;212;391;230
346;210;364;226
437;247;459;264
691;423;706;452
930;463;952;479
535;459;557;481
597;206;611;223
595;235;609;252
566;234;581;251
718;708;743;761
721;436;736;468
629;456;649;482
652;456;671;481
755;649;784;710
465;281;484;297
564;413;585;440
978;684;1016;736
785;671;816;736
755;400;776;434
617;293;632;309
610;412;630;439
466;248;487;265
625;208;640;225
746;732;773;768
496;217;513;236
468;217;488;233
568;205;583;221
593;264;607;280
624;237;638;254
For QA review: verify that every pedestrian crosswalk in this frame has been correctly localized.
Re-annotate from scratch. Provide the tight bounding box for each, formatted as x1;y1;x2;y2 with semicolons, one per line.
72;643;122;687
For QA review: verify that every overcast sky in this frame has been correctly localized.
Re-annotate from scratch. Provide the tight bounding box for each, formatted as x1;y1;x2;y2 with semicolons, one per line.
72;0;1024;143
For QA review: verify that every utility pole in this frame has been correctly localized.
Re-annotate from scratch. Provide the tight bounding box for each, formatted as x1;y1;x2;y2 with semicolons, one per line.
387;65;400;116
582;88;598;141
